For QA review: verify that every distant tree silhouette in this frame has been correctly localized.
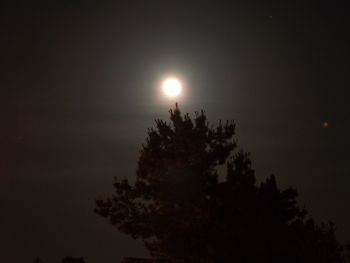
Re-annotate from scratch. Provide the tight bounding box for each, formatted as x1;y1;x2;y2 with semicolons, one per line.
96;104;348;262
33;256;85;263
61;257;85;263
121;258;160;263
33;258;44;263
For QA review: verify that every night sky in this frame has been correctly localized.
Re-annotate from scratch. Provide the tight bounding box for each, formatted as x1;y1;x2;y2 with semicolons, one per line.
1;1;350;262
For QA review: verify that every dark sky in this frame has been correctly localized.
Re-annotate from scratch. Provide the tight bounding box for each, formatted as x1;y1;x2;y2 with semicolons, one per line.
1;1;350;262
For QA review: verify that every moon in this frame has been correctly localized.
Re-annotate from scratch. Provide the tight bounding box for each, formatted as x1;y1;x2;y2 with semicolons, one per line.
162;78;182;97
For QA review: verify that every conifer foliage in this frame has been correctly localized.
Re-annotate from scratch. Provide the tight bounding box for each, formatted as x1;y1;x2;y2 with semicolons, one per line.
95;105;347;263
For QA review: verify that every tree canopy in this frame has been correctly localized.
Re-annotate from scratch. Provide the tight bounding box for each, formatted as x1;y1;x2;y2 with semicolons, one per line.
96;104;347;263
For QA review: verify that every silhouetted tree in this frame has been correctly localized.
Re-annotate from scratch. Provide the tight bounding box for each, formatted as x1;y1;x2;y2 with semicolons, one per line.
33;258;44;263
32;256;85;263
61;257;85;263
96;104;347;263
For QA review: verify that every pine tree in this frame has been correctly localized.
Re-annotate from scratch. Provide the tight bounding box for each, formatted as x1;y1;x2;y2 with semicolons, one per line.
95;104;347;263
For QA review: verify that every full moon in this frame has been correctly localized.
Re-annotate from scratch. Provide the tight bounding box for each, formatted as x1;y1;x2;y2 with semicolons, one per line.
162;78;182;97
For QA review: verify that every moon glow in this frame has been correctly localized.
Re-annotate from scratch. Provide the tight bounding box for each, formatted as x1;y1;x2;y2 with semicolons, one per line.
162;78;182;97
